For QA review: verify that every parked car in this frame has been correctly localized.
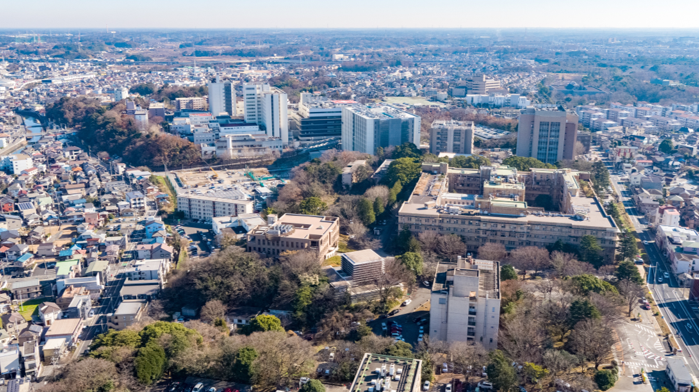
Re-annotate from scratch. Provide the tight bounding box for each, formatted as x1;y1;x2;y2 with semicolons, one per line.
389;309;400;316
479;382;494;390
402;299;412;306
658;277;663;283
423;381;431;391
664;272;670;279
442;363;449;373
168;382;181;392
445;384;452;392
422;281;431;287
192;383;205;392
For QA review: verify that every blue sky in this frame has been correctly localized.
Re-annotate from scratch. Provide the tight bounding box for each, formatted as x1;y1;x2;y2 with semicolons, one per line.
4;0;699;29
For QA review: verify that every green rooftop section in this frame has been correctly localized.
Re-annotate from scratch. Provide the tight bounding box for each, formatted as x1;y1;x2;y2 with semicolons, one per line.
85;259;109;275
56;259;80;276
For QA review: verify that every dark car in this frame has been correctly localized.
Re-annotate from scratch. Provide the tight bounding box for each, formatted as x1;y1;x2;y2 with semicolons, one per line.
389;309;400;316
378;314;388;319
169;382;181;392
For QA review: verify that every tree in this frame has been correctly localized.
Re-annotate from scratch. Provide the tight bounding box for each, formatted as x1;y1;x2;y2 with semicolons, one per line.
591;161;611;192
501;265;518;281
399;252;424;276
392;142;422;159
385;341;414;357
478;243;507;261
508;246;550;278
373;197;385;216
439;234;466;262
243;315;284;335
568;298;601;327
502;156;555;171
200;299;228;324
659;138;674;154
487;350;517;392
543;349;579;375
568;319;615;369
384;158;421;188
300;379;326;392
579;235;604;268
299;197;328;215
135;343;167;385
523;362;548;384
618;279;645;317
620;233;639;262
52;357;119;392
418;231;441;254
616;260;643;284
571;274;618;296
595;369;618;391
451;155;491;169
397;228;421;254
231;346;258;383
358;198;376;226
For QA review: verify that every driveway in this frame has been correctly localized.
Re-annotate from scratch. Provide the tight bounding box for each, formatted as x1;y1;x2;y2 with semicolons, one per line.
368;287;431;347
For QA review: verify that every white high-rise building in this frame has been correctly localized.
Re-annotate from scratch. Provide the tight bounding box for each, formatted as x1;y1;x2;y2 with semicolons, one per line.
341;105;421;154
208;76;236;117
114;87;129;102
243;84;289;145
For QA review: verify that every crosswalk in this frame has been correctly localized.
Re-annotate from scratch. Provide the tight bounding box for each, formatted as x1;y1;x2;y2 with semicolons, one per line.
637;348;665;361
624;361;660;370
635;324;656;336
653;339;664;351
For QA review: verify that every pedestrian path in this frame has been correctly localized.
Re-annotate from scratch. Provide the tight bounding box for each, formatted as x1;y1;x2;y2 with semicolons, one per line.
638;348;665;361
624;361;660;370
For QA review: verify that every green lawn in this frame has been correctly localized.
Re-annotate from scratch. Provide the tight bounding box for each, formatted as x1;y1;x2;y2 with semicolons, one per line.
18;297;47;321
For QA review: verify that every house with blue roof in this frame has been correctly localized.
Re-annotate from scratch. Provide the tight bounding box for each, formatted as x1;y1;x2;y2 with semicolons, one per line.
16;253;34;268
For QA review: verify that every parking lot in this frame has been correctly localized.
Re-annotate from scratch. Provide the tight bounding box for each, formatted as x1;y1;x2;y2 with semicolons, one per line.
368;286;431;346
175;223;216;258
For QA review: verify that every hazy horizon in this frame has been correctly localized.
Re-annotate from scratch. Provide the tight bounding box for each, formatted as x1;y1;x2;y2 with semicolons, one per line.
6;0;699;29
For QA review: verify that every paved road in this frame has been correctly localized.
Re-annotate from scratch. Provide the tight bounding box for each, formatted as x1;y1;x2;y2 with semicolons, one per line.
602;153;699;380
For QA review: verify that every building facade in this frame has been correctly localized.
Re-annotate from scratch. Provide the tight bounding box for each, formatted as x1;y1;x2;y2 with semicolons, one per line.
247;214;340;261
291;93;355;141
176;193;254;222
429;120;474;156
341;105;421;154
243;84;289;144
208;76;236;117
215;134;283;159
516;108;579;164
430;256;501;350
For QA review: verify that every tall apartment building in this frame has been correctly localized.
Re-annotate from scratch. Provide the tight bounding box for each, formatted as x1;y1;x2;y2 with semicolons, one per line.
341;105;421;154
208;76;236;117
429;120;474;155
290;93;355;141
246;214;340;262
176;191;254;222
175;97;207;111
243;84;289;144
430;256;500;349
516;108;579;164
114;87;129;101
397;163;619;257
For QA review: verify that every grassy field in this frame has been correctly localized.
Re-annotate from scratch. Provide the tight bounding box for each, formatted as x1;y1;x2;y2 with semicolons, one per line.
151;175;177;211
323;255;342;267
18;297;48;321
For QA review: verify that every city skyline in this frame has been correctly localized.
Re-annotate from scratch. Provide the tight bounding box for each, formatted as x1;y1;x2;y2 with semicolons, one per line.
5;0;699;29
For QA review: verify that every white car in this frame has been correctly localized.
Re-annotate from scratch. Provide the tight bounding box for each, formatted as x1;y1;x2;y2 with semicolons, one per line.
442;363;449;373
423;381;431;391
664;272;670;279
402;299;412;306
418;334;423;342
192;383;205;392
478;382;494;390
445;384;452;392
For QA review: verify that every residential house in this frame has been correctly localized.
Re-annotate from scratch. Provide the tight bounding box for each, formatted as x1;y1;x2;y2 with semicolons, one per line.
1;313;27;335
18;324;42;346
56;286;89;310
38;302;63;326
65;295;92;320
36;242;58;257
0;346;21;379
10;279;41;300
109;300;148;330
144;219;166;238
134;243;174;260
0;215;22;231
124;259;170;284
44;318;83;346
126;191;145;209
21;339;41;377
120;279;160;301
84;260;110;279
6;244;28;261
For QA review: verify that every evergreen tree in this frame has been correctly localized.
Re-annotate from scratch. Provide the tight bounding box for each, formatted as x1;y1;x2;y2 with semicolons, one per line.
358;198;376;226
487;350;517;392
373;197;385;216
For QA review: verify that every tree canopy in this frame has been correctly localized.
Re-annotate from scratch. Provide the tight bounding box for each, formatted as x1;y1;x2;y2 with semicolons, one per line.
502;156;556;171
243;315;285;335
659;139;674;154
384;158;422;188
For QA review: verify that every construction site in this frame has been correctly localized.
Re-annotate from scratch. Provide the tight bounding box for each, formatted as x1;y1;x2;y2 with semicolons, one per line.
175;166;283;189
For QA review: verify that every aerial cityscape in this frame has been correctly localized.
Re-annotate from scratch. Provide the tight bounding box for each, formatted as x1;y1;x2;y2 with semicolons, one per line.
1;11;699;392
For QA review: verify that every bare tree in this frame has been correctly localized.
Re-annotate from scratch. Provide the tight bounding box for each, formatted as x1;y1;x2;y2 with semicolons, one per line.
449;341;489;381
567;319;615;369
373;257;414;311
247;331;317;390
574;141;587;157
543;349;580;376
364;186;390;207
588;292;624;324
348;221;368;237
439;234;467;262
617;279;645;317
477;243;507;261
201;299;228;323
508;246;550;279
550;251;595;278
499;305;547;364
418;231;441;254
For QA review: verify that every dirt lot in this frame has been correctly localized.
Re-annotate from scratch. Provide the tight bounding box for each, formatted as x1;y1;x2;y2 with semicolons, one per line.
176;167;273;188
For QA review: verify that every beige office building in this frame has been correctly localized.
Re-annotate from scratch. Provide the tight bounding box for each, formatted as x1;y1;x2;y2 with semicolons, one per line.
516;108;579;165
177;193;254;222
175;97;207;111
397;163;619;257
430;120;474;155
247;214;340;261
430;256;500;350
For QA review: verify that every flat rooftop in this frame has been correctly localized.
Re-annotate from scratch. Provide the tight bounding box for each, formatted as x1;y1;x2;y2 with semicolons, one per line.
350;353;422;392
115;300;146;316
345;105;418;121
253;214;338;240
342;249;383;265
433;257;500;299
